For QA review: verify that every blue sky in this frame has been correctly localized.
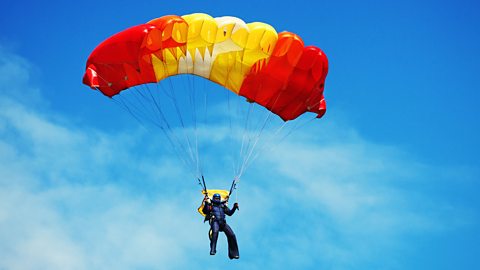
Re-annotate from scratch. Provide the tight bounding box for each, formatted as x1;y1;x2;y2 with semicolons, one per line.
1;0;479;269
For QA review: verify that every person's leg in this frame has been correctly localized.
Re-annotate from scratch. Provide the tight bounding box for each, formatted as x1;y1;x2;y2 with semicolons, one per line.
223;223;239;259
210;221;220;255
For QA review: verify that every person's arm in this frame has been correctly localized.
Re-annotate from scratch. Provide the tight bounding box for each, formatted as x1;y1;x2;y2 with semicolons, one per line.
224;203;239;216
202;199;212;215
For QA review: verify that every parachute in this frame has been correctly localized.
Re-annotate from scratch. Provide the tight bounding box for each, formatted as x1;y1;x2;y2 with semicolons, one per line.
82;13;329;184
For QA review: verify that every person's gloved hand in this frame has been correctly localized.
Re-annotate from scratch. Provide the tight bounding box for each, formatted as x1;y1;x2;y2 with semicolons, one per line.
233;202;239;210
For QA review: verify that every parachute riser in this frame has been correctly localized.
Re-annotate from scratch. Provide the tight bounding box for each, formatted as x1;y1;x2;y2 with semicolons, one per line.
228;177;238;198
198;175;208;198
197;176;238;202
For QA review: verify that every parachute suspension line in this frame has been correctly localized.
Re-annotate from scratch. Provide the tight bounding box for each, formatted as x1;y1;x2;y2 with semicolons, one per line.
233;99;244;178
140;85;184;150
237;102;250;178
249;115;316;170
237;108;275;178
138;83;198;176
235;180;239;203
202;76;209;125
106;54;198;178
99;62;202;179
155;45;201;179
281;115;316;141
164;76;198;176
240;88;295;173
129;85;152;112
236;82;294;178
236;101;253;178
227;90;237;177
236;78;277;179
235;94;272;179
237;87;286;178
95;64;164;128
200;77;209;179
243;119;289;174
202;76;209;163
94;69;154;127
210;53;248;180
109;84;198;177
227;176;240;203
159;60;202;179
220;58;241;179
188;74;202;179
149;87;197;173
234;176;240;203
239;108;273;177
110;95;151;129
284;92;324;142
153;78;197;172
130;86;165;126
182;74;197;172
160;67;202;177
95;71;162;129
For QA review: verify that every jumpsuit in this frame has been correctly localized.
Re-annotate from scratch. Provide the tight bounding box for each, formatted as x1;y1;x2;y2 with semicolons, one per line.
203;200;239;259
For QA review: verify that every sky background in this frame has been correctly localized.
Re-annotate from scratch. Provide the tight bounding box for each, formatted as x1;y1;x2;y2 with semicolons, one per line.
1;0;479;269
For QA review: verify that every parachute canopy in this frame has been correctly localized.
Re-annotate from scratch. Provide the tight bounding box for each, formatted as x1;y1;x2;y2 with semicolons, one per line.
83;13;329;121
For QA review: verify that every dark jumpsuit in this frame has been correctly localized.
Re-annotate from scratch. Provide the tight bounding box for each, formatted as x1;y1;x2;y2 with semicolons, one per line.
203;200;239;259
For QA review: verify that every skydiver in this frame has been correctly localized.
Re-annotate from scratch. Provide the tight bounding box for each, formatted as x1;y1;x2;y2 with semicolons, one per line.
202;193;240;259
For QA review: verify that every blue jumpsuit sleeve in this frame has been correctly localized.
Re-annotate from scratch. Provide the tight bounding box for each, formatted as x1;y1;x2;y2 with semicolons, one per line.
203;202;212;215
224;204;237;216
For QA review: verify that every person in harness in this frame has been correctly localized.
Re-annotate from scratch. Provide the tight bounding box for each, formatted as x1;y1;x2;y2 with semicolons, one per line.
202;193;240;259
